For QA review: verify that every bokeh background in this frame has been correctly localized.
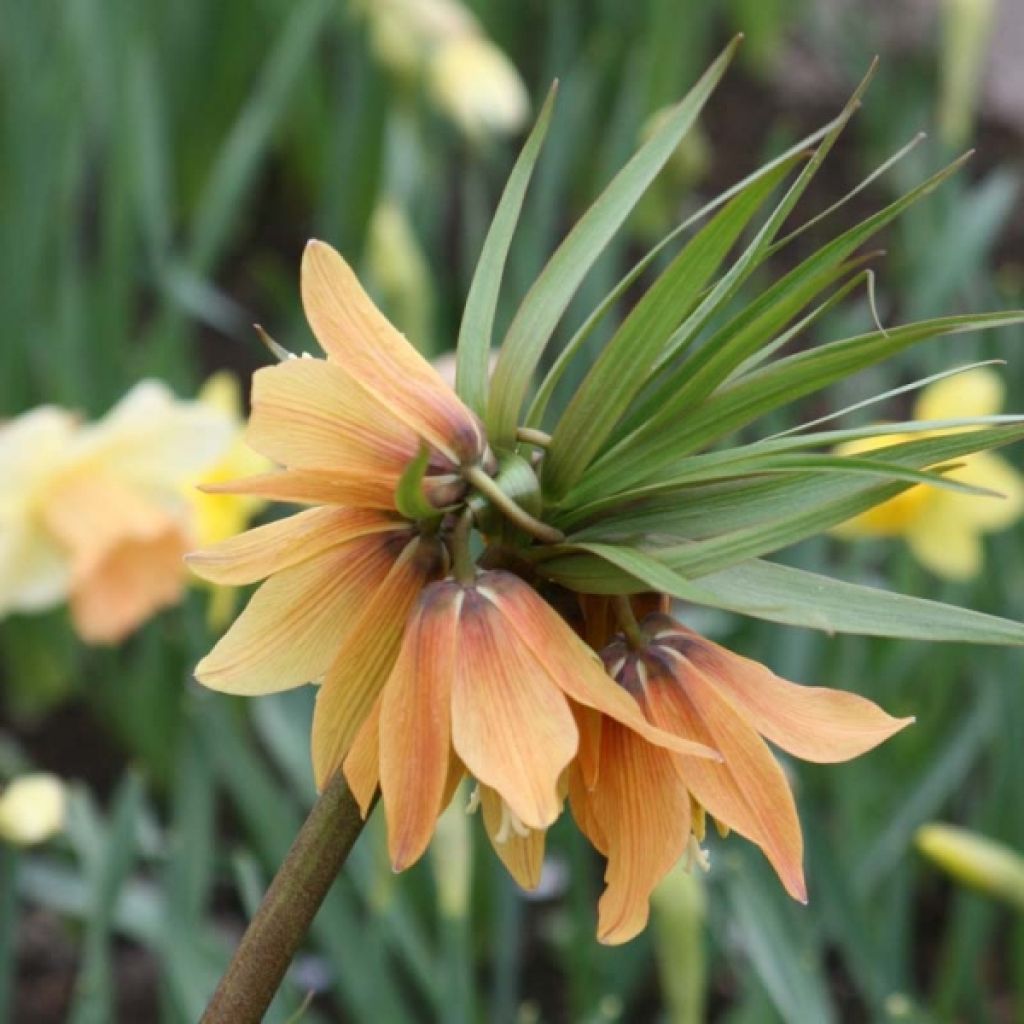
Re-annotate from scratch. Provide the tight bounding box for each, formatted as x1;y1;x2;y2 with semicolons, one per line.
3;0;1024;1020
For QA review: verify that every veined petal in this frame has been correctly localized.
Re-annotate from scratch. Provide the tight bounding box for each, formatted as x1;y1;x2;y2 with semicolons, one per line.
301;240;484;465
574;703;603;791
587;720;692;945
344;695;382;818
479;784;546;890
248;358;420;473
195;532;406;694
380;583;461;871
568;762;608;855
312;537;446;789
647;654;807;902
481;573;719;762
202;469;400;510
187;507;402;585
661;624;913;764
451;586;578;830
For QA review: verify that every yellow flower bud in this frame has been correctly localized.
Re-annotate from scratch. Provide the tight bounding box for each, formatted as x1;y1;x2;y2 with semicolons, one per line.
428;36;529;142
0;773;66;847
917;823;1024;912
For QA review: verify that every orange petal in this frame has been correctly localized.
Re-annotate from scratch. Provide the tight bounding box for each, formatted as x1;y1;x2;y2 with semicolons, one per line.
662;624;914;763
311;537;446;789
587;720;692;945
201;468;400;510
301;240;484;464
573;704;603;791
451;586;578;830
380;583;461;871
646;655;807;902
187;507;402;585
568;761;609;855
248;358;419;474
480;573;719;762
343;693;382;818
195;532;404;694
43;474;188;644
479;784;547;890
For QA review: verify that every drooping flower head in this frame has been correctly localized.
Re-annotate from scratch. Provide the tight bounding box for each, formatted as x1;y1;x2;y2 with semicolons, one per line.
570;611;913;943
343;571;719;883
192;47;1024;948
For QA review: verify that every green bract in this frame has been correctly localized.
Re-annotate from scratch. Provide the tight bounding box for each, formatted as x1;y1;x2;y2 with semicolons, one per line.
454;39;1024;645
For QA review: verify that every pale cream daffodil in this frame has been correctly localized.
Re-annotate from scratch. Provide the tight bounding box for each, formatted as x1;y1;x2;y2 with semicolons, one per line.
0;381;234;643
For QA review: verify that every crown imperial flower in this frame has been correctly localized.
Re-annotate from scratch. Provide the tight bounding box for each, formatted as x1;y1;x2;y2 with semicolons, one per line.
568;612;913;943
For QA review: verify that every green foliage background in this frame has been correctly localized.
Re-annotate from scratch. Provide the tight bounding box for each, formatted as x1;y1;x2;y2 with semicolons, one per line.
2;1;1023;1021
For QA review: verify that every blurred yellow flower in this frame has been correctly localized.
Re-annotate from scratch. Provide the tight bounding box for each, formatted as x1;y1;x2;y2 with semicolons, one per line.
428;35;529;142
917;823;1024;912
0;773;66;846
188;372;271;629
190;372;269;548
835;368;1024;580
0;381;234;643
362;0;529;141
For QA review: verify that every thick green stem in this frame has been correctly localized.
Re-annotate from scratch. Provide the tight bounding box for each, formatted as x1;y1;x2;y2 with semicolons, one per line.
612;594;645;649
202;773;369;1024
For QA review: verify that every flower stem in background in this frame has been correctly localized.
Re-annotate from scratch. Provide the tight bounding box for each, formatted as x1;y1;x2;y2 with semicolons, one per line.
202;773;371;1024
0;846;19;1022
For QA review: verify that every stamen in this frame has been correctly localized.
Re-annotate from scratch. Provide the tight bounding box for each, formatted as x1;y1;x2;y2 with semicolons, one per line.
691;799;707;843
493;799;530;844
683;833;711;874
607;656;626;680
466;785;481;815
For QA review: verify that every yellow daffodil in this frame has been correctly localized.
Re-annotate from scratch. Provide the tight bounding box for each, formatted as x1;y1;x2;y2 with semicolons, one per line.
569;607;911;944
191;372;270;548
0;773;66;846
0;383;233;643
187;372;271;628
835;368;1024;580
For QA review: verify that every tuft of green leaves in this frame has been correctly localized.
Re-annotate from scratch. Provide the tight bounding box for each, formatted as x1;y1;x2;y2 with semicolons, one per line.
455;53;1024;648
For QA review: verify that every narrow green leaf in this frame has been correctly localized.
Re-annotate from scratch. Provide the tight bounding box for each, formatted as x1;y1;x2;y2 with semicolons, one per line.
617;151;973;444
189;0;333;273
525;113;845;429
455;83;558;414
655;425;1024;578
584;311;1024;499
68;774;145;1024
542;157;796;499
536;545;1024;645
559;414;1024;533
485;36;742;448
